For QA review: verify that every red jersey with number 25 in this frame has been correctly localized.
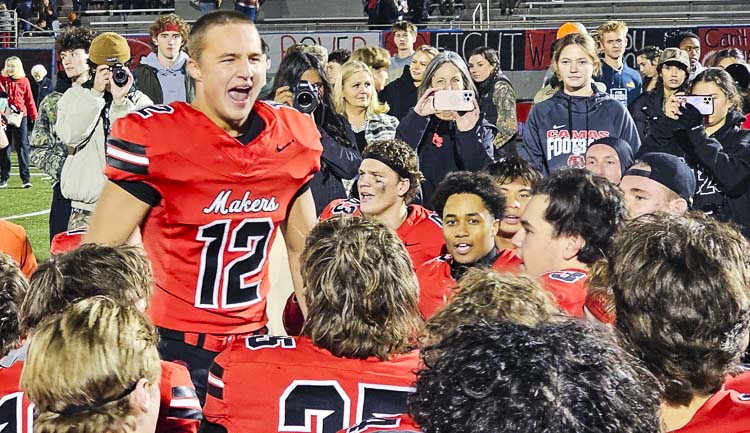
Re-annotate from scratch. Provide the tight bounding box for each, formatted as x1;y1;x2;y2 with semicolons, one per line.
538;269;589;317
105;101;321;335
676;372;750;433
203;336;419;433
338;414;421;433
320;198;444;267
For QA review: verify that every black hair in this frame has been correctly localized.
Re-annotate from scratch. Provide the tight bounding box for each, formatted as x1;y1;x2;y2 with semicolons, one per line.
431;171;506;220
260;37;269;55
271;51;353;148
55;27;95;52
410;319;662;433
532;168;626;265
327;49;351;65
670;31;700;48
486;155;542;187
636;45;662;61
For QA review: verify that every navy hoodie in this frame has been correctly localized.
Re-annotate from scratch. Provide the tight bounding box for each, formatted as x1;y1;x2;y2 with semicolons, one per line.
519;86;641;176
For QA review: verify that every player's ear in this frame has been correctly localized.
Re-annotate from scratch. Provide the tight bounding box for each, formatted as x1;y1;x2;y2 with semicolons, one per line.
130;378;155;414
668;197;688;216
491;217;500;236
188;58;202;82
562;234;585;261
397;178;410;198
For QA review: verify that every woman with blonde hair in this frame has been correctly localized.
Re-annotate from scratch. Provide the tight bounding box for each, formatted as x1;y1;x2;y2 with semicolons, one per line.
0;56;37;188
334;60;399;151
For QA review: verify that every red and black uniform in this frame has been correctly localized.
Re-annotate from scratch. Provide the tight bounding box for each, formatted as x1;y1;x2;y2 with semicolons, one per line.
50;226;86;255
105;101;321;400
538;269;589;317
675;372;750;433
203;335;420;433
282;198;444;335
415;249;521;319
157;361;202;433
338;414;421;433
0;352;31;433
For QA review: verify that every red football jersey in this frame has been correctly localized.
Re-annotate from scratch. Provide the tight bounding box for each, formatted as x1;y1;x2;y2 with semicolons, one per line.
0;357;32;433
105;101;322;334
415;249;521;319
203;336;420;433
320;199;444;267
50;226;86;255
675;375;750;433
157;361;202;433
538;269;589;318
338;414;421;433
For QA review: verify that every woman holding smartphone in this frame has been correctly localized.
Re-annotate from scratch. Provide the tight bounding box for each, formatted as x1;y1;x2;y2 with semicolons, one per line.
396;51;495;207
519;33;640;177
647;68;750;237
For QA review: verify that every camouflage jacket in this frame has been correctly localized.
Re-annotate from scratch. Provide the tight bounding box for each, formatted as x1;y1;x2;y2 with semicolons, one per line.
30;91;66;185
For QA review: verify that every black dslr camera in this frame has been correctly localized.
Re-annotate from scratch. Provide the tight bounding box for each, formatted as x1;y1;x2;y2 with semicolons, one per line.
111;62;129;87
291;80;320;114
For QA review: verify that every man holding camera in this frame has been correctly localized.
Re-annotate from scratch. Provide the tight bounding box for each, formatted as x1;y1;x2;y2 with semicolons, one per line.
56;32;152;230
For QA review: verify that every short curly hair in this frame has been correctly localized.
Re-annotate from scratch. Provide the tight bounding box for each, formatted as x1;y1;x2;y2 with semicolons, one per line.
362;139;424;204
431;171;506;220
55;27;95;52
410;319;662;433
148;13;190;52
611;213;750;406
487;155;542;187
0;254;27;357
532;168;626;265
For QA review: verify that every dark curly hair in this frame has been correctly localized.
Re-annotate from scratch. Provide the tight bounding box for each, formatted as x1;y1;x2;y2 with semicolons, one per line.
55;27;95;52
486;155;542;187
0;254;27;357
611;213;750;406
532;168;626;265
362;139;424;204
410;319;662;433
431;171;507;220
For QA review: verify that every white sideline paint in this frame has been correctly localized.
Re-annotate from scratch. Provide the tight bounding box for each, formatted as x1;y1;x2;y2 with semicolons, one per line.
2;210;50;220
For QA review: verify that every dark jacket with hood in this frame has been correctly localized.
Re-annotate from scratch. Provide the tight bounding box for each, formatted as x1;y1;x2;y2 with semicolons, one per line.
519;86;640;177
628;85;666;144
640;106;750;238
396;108;496;208
379;64;418;121
134;51;194;105
475;68;517;152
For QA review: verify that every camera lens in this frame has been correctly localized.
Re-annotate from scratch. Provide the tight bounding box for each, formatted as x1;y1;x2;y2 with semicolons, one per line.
112;67;128;87
293;88;318;114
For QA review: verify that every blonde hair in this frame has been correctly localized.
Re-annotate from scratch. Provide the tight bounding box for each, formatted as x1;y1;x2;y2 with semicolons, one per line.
3;57;26;79
301;216;422;360
597;20;628;36
351;46;391;71
21;296;160;433
552;33;602;81
334;61;389;116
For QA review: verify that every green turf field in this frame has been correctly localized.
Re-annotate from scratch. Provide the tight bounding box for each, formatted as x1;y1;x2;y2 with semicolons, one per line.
0;161;53;262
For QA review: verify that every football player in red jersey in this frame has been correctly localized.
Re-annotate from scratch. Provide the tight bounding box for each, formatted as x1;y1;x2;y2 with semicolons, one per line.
0;254;30;433
512;169;627;317
415;171;521;318
282;139;443;335
203;217;422;433
486;156;541;266
18;245;202;433
22;297;162;433
610;213;750;433
83;11;323;401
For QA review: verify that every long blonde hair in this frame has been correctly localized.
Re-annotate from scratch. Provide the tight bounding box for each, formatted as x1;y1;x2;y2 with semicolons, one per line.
3;57;26;79
333;61;389;116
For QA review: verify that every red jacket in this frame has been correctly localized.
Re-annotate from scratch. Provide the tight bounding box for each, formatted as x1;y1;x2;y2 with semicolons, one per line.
0;75;37;120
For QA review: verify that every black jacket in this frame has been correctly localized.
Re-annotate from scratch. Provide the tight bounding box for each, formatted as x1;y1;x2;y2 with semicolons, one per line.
628;86;673;144
642;109;750;238
134;61;194;105
379;65;417;121
32;76;52;108
396;109;496;207
309;122;362;215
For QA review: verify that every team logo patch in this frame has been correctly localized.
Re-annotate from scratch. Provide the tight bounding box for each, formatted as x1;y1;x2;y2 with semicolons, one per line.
567;154;585;169
548;271;587;284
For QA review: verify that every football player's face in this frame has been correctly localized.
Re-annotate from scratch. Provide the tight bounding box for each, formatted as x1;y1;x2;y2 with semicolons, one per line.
512;194;570;277
442;193;499;265
189;23;266;133
497;179;532;237
357;158;408;216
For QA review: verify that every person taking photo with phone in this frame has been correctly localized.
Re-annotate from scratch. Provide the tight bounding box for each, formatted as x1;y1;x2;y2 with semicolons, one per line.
642;67;750;238
519;33;639;177
396;51;495;207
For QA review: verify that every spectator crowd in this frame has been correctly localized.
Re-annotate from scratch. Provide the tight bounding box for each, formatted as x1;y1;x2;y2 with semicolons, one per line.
2;9;750;433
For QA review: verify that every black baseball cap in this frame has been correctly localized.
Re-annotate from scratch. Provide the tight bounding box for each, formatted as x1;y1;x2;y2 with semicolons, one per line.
623;152;696;203
726;63;750;91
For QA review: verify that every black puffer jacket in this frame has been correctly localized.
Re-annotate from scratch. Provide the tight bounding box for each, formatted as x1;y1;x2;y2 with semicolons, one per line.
642;109;750;238
628;86;665;143
379;65;418;121
310;121;361;215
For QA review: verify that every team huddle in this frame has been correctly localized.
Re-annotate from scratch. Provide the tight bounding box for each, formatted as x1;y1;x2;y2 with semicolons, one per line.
1;8;750;433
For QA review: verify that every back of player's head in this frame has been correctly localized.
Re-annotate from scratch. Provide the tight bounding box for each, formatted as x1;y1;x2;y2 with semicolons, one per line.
187;10;252;61
423;269;558;344
532;168;626;265
301;216;422;360
431;171;506;220
611;213;750;406
410;319;661;433
20;244;153;334
487;155;542;187
21;296;161;433
0;253;27;357
362;139;424;204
